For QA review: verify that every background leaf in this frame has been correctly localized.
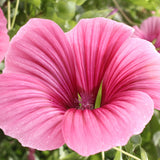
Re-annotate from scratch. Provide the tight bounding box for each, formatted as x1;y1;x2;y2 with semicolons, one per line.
114;147;123;160
140;147;149;160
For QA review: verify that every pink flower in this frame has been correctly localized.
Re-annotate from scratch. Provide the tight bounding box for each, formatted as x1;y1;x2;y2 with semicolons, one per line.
133;17;160;52
0;8;9;62
0;18;160;156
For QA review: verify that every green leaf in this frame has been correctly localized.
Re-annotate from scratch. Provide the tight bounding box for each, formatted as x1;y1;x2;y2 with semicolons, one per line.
76;0;87;6
141;125;152;143
56;0;76;20
140;147;148;160
68;20;77;29
8;24;21;38
141;142;158;160
89;154;101;160
153;131;160;147
105;149;116;159
0;129;5;143
95;82;102;109
128;0;156;10
125;135;142;153
60;152;86;160
149;114;160;136
44;12;66;30
0;0;6;6
59;146;87;160
27;0;41;8
130;135;142;145
114;147;123;160
79;9;113;19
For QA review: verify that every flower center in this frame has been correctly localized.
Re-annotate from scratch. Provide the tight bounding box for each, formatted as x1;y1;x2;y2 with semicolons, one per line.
76;83;102;110
76;93;94;110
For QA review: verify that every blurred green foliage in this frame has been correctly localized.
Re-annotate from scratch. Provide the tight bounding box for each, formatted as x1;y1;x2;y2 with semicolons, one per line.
1;0;160;159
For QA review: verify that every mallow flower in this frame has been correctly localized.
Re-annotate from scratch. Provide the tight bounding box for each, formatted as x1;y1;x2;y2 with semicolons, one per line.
0;8;9;62
133;17;160;52
0;18;160;156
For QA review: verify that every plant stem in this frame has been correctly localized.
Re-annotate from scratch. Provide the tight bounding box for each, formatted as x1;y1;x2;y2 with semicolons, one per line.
101;151;105;160
113;147;141;160
11;0;20;29
112;0;136;26
7;0;11;30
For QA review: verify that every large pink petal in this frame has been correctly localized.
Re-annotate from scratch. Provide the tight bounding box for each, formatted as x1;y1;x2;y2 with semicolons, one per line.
5;18;77;108
132;26;145;39
0;8;9;62
102;38;160;110
0;73;66;150
62;91;154;156
66;18;133;98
